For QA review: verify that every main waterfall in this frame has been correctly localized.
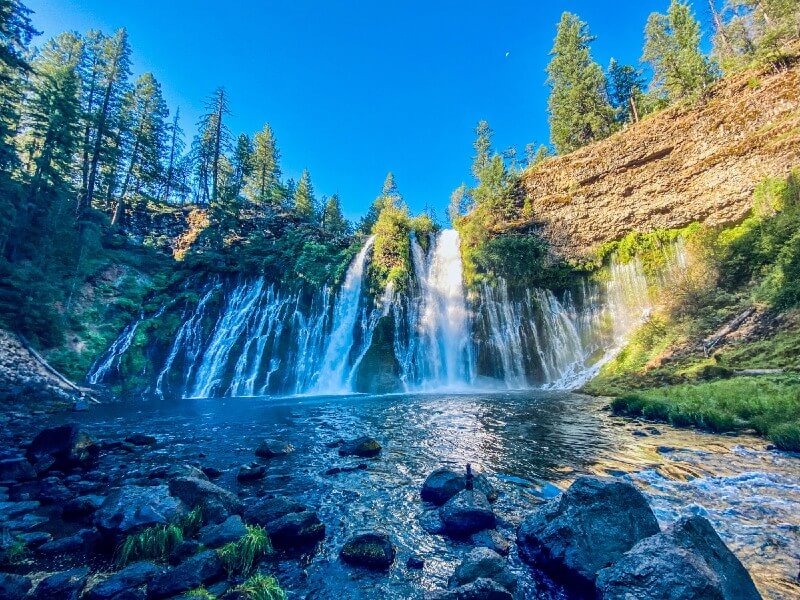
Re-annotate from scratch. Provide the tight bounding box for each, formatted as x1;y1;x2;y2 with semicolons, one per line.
89;229;686;398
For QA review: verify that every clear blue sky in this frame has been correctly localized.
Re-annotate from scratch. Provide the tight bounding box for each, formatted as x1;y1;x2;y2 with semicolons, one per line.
27;0;714;221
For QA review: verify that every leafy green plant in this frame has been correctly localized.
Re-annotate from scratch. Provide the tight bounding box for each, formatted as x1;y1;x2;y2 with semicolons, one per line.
234;574;287;600
217;525;273;576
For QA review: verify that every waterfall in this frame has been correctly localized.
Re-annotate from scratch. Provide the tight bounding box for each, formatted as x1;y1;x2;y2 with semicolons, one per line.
312;236;376;394
86;313;145;385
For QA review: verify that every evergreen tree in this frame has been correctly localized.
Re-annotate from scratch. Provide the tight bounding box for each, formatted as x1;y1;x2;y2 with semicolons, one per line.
162;107;184;203
293;169;316;219
227;133;252;201
244;123;281;206
642;0;717;102
359;172;401;233
193;87;230;205
524;143;553;167
448;183;473;222
472;121;492;178
607;59;647;123
321;193;348;236
546;12;616;154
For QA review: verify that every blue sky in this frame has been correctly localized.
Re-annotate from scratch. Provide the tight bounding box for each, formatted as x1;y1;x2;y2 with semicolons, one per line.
27;1;714;221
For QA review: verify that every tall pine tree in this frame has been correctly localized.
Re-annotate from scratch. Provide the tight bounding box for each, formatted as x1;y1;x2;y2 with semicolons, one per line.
293;169;316;220
244;123;280;206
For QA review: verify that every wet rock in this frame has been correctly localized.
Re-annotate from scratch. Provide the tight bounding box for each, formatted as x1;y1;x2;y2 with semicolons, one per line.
471;529;510;557
198;515;248;548
0;573;31;600
169;540;201;566
449;547;516;592
419;508;446;534
148;464;207;481
596;516;762;600
338;436;382;458
265;510;325;549
18;530;52;548
427;578;513;600
202;466;222;479
407;555;426;569
36;533;85;555
0;457;35;482
0;499;39;520
72;399;89;412
26;424;98;473
168;476;243;524
517;476;660;591
353;315;404;394
255;439;294;459
63;494;104;519
237;463;266;482
440;490;495;536
125;434;157;446
146;550;224;599
38;477;74;504
86;561;164;600
339;532;396;570
94;485;185;542
243;495;304;526
421;468;496;505
32;567;89;600
325;463;368;476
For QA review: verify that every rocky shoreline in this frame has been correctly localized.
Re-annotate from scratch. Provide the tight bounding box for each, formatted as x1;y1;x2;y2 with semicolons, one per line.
0;416;766;600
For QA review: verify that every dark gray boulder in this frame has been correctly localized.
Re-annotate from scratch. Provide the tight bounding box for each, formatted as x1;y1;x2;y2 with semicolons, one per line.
146;550;224;599
427;578;513;600
265;510;325;549
94;485;185;542
125;434;157;446
236;463;265;482
169;540;201;565
0;457;36;482
449;547;516;592
32;567;89;600
198;515;248;548
517;476;659;590
168;476;243;524
0;573;31;600
26;424;98;473
596;515;762;600
86;561;164;600
63;494;104;519
440;490;495;536
339;436;382;458
421;468;496;506
243;495;305;526
339;532;396;570
255;439;294;459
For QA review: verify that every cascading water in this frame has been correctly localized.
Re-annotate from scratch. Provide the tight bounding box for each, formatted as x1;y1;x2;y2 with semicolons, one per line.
87;313;145;385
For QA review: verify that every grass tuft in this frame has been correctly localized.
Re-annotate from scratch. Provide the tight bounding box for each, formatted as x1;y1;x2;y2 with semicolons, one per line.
217;525;273;577
116;506;203;566
185;588;216;599
235;574;287;600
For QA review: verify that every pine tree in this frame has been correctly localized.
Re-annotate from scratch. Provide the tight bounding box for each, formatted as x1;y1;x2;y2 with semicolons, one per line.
244;123;281;206
448;183;473;222
162;107;184;203
293;169;316;220
546;12;616;154
472;121;492;178
642;0;717;102
227;133;252;201
321;194;348;237
607;59;647;123
193;87;230;205
359;172;401;233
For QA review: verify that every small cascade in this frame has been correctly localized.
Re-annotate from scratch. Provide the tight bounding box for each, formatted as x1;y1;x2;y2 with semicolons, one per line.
312;236;376;394
87;313;145;385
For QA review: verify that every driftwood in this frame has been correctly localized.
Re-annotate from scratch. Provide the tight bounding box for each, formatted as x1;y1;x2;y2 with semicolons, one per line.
703;307;757;357
16;333;100;403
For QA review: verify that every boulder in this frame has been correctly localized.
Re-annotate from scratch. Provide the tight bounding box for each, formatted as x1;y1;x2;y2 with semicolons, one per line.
63;494;104;519
125;434;157;446
202;466;223;479
32;567;89;600
94;485;185;542
339;532;396;570
146;550;224;599
440;490;495;536
517;476;660;590
38;477;74;504
168;477;243;524
596;516;762;600
421;468;497;505
471;529;510;557
255;439;294;459
237;463;266;482
198;515;248;548
353;316;404;394
169;540;201;566
449;547;516;592
339;436;382;458
427;578;513;600
243;495;305;526
265;510;325;549
36;533;85;555
407;555;425;570
0;573;31;600
0;457;36;482
26;424;99;473
86;561;164;600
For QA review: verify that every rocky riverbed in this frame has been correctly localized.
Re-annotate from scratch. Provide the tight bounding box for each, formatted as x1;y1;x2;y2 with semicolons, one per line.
1;391;798;599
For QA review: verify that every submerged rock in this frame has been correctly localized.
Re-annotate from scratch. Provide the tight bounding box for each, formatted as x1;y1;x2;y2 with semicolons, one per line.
125;434;157;446
407;555;426;570
339;436;382;458
449;547;516;591
596;515;762;600
94;484;184;542
243;495;305;526
255;439;294;459
32;567;89;600
168;476;243;524
236;463;266;482
427;578;513;600
517;476;659;591
265;510;325;549
0;573;32;600
340;532;396;570
26;424;99;473
0;457;36;482
440;490;495;536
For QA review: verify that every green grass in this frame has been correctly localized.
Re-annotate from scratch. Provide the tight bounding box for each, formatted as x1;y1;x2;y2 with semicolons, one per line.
234;574;287;600
185;588;217;599
217;525;273;577
116;506;203;566
611;375;800;451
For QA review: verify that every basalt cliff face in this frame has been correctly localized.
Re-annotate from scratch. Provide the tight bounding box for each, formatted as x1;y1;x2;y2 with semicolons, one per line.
520;58;800;260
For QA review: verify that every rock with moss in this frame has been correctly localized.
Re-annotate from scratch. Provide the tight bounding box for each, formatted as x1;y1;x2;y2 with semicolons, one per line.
340;532;396;570
338;436;382;458
354;316;403;394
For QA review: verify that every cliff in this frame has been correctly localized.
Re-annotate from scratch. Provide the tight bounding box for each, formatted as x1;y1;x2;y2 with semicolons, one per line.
519;56;800;260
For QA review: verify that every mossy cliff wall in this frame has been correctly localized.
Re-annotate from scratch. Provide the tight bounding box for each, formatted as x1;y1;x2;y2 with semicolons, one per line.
520;59;800;260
